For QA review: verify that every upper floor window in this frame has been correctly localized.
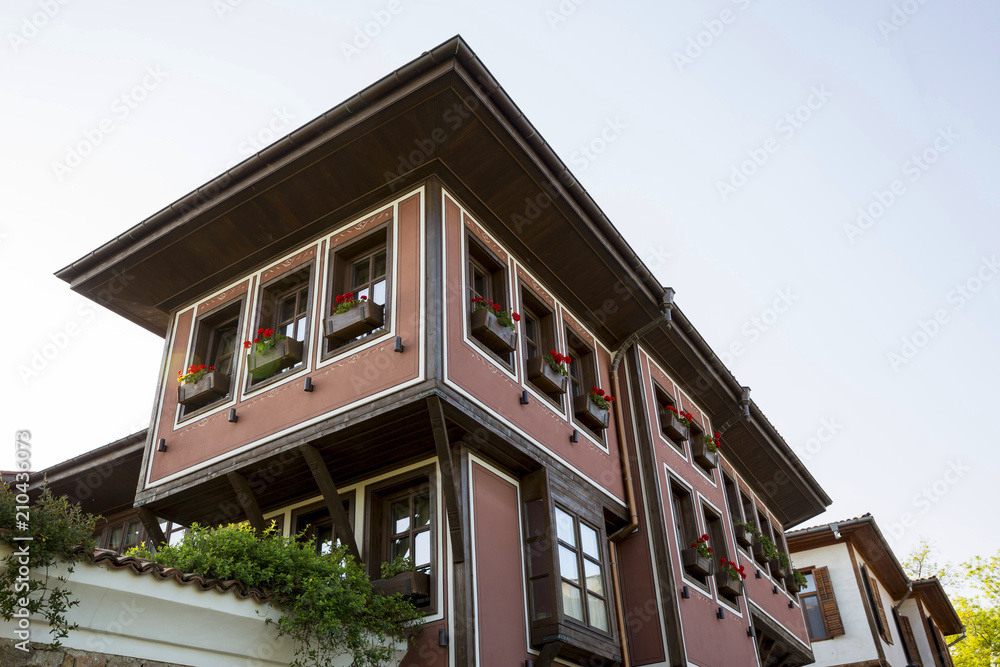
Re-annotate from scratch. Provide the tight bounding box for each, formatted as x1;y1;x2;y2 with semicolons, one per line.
466;235;515;363
670;479;708;587
861;565;892;644
248;265;312;386
800;567;845;641
654;384;685;451
555;507;610;633
178;300;243;417
521;289;566;402
324;227;390;353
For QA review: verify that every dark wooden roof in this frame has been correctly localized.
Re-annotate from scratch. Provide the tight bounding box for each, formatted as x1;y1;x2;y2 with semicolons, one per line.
912;578;964;636
56;35;830;527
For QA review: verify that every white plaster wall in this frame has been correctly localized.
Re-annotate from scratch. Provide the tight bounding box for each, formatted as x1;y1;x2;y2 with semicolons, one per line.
794;543;878;666
858;554;907;667
900;597;937;667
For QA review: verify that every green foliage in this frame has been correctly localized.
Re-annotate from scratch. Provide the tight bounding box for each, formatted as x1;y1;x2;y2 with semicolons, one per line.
793;568;808;589
902;538;958;589
950;596;999;666
777;552;790;569
380;556;416;580
739;520;758;536
758;534;780;560
145;522;422;667
0;483;98;648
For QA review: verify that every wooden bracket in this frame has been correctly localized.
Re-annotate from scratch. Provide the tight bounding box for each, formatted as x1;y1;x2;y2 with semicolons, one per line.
227;471;266;535
299;444;362;563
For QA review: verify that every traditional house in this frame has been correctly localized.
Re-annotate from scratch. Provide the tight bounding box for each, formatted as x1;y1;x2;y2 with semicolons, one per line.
45;35;833;666
786;515;963;667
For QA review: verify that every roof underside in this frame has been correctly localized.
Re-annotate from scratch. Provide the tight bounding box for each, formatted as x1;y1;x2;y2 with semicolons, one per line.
56;36;830;527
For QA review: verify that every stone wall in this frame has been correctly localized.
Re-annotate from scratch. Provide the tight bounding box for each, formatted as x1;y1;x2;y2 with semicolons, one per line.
0;639;191;667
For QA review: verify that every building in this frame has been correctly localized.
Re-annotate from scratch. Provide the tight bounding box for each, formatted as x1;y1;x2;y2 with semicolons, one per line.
786;515;963;667
45;35;833;666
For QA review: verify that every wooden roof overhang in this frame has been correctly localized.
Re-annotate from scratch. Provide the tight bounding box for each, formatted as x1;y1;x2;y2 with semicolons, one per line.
787;515;910;598
56;35;829;526
912;578;964;636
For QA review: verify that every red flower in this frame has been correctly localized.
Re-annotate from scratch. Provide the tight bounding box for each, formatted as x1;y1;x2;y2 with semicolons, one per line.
607;396;615;402
701;534;709;541
243;341;251;348
345;292;353;299
493;303;501;311
595;388;605;396
564;356;572;364
208;366;214;371
336;295;344;303
254;338;259;343
361;295;367;300
512;312;520;322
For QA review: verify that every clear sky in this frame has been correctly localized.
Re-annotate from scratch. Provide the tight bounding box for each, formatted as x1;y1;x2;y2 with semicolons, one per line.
2;1;997;573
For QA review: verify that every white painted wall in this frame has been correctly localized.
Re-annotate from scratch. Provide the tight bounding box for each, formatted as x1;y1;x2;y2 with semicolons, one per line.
900;596;937;667
795;542;878;666
859;555;908;667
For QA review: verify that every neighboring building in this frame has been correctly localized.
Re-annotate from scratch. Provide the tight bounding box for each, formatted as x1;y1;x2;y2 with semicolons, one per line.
787;515;963;667
48;36;831;666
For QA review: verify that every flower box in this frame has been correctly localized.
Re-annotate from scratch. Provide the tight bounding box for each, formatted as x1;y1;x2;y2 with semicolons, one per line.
752;541;770;565
681;547;713;577
371;570;431;601
177;369;231;409
690;438;718;470
716;571;744;597
734;525;754;549
470;308;516;355
247;338;304;380
659;411;689;442
769;559;790;581
324;301;384;343
526;356;568;396
573;394;609;431
785;573;802;594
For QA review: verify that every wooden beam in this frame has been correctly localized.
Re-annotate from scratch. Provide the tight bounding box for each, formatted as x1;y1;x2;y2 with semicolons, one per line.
535;641;565;667
136;506;167;548
427;395;465;563
227;472;265;534
298;444;361;563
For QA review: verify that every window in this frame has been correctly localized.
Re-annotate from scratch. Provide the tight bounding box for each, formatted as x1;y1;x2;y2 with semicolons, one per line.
566;330;604;436
555;507;610;633
771;520;788;589
861;565;892;644
703;506;736;604
670;480;706;586
466;235;513;363
250;265;312;385
688;419;710;474
104;519;142;552
654;384;684;451
521;289;560;401
294;498;354;556
325;227;390;353
158;519;187;548
722;473;747;548
366;469;435;610
179;300;242;417
895;610;923;666
800;566;845;641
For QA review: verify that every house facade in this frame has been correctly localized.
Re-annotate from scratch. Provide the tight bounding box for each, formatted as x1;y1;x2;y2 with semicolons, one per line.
786;515;963;667
51;36;831;667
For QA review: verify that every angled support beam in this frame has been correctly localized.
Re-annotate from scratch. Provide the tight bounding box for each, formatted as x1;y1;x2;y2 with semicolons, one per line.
427;395;465;563
227;471;265;535
535;641;565;667
136;506;167;548
299;444;361;563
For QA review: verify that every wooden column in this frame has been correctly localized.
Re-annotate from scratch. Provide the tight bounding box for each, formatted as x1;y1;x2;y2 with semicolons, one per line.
227;471;265;535
299;444;361;563
136;506;167;548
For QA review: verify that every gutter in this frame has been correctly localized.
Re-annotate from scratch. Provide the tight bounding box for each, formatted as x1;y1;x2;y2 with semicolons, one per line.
894;581;913;610
947;631;966;648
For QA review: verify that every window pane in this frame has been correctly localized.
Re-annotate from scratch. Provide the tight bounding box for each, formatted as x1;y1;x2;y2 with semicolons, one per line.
802;595;827;640
802;572;816;593
296;291;307;316
391;500;410;535
580;524;599;559
555;508;575;545
124;521;141;546
588;596;609;632
532;578;552;620
353;258;370;289
390;536;410;561
109;525;123;550
168;529;186;546
584;558;604;596
562;583;583;621
279;295;296;323
529;545;549;577
414;530;430;567
373;251;386;279
293;314;307;341
559;545;579;585
316;525;334;555
413;493;430;527
372;279;386;306
473;267;487;299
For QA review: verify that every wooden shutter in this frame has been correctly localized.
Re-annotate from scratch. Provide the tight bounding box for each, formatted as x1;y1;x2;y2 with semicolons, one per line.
863;567;892;643
896;611;922;666
931;623;955;667
812;566;845;637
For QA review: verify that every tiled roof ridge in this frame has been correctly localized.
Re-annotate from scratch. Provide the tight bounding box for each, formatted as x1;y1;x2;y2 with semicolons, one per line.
81;547;272;604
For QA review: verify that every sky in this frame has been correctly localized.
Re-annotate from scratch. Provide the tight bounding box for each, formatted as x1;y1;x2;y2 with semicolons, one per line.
2;1;997;576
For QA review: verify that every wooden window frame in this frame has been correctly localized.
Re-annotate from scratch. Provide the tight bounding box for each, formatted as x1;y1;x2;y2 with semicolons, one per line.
653;384;684;452
520;287;559;402
554;505;613;635
703;503;738;607
364;465;437;613
722;473;748;553
565;329;603;441
465;233;512;366
895;609;923;666
861;564;893;644
180;298;244;420
670;478;707;588
323;224;392;357
803;565;846;640
292;495;356;555
247;263;314;389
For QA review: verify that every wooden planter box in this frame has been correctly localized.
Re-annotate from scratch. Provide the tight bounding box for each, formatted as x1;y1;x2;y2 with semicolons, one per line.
526;356;568;396
372;570;431;600
247;338;304;381
690;439;718;470
734;525;754;549
659;411;689;442
324;302;384;343
681;548;713;578
716;571;744;597
752;541;770;565
573;394;609;431
769;559;790;581
177;370;231;410
470;308;516;355
785;573;802;594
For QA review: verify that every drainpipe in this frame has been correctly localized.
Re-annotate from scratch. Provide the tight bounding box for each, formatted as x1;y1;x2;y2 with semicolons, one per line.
947;631;966;648
607;288;674;667
894;581;913;610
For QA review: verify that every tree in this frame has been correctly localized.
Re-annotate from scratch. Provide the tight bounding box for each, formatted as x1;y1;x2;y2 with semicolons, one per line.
901;538;957;589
